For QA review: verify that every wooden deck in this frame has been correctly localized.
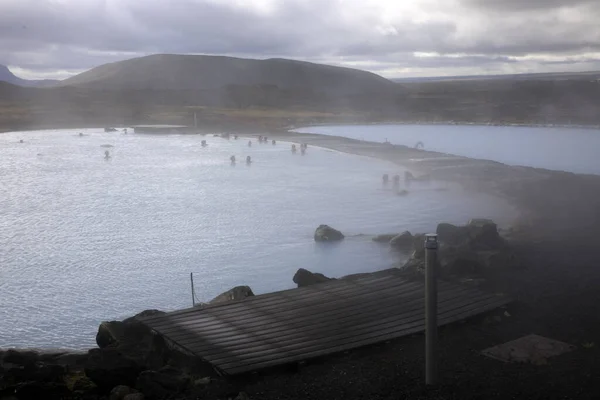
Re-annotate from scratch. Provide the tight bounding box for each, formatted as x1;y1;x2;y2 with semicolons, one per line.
138;270;510;375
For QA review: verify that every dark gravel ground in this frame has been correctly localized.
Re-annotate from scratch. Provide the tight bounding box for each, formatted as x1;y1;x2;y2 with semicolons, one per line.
192;237;600;400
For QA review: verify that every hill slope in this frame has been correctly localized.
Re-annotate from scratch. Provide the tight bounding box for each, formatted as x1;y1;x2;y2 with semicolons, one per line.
58;54;396;96
392;70;600;83
0;65;59;87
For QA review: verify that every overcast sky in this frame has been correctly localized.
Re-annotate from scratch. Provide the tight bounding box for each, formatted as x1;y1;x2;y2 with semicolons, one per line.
2;0;600;80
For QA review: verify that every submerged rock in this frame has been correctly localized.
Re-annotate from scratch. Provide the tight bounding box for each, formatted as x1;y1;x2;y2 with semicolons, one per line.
209;286;254;304
314;225;344;242
293;268;334;287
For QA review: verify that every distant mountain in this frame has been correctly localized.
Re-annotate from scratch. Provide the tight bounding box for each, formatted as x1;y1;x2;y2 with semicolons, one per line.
0;64;59;87
392;70;600;83
58;54;397;96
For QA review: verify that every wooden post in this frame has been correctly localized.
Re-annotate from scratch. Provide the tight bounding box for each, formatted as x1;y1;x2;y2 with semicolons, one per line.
425;233;439;385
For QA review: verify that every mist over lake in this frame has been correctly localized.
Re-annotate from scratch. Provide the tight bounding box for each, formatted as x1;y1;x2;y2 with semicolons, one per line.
0;128;516;349
294;124;600;175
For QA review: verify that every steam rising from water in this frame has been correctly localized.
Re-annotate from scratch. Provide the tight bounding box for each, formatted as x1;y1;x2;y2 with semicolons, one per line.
0;128;516;349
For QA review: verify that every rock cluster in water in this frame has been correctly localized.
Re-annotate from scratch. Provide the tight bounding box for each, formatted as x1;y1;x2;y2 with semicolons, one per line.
381;219;522;278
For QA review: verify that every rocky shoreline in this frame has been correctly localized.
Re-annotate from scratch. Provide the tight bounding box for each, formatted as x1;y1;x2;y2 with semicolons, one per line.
1;219;519;400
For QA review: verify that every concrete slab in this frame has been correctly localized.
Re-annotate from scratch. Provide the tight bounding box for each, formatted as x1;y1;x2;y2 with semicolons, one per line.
482;334;576;365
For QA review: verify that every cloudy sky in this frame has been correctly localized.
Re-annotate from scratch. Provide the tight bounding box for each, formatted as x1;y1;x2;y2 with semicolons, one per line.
2;0;600;80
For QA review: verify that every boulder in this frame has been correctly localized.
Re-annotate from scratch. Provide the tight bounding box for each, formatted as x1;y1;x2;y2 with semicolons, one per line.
479;250;524;270
314;225;344;242
436;223;468;245
2;349;39;367
466;219;506;251
72;376;98;394
84;348;144;393
136;367;190;400
110;385;138;400
209;286;254;304
97;310;165;349
193;377;211;386
95;310;169;371
444;256;486;276
372;233;399;243
0;382;70;400
293;268;334;287
2;362;66;385
124;394;145;400
389;231;413;250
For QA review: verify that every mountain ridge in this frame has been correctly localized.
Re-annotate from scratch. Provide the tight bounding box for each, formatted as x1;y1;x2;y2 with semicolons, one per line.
0;64;59;87
58;54;398;96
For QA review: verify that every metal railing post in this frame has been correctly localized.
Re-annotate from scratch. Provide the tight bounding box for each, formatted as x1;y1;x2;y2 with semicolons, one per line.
190;272;196;307
425;233;439;385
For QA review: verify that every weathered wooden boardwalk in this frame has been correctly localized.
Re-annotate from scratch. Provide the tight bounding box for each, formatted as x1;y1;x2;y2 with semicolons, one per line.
138;270;510;375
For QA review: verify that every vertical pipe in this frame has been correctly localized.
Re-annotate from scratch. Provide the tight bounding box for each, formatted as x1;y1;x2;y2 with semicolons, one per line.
425;233;439;385
190;272;195;307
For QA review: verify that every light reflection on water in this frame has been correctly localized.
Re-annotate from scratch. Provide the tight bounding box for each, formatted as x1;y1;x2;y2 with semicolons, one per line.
0;128;517;349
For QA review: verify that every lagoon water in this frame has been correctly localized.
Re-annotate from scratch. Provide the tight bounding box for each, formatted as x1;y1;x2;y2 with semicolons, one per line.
294;124;600;175
0;128;516;349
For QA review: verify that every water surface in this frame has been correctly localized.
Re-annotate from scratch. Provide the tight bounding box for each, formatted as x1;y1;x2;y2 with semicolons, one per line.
0;128;516;348
294;124;600;175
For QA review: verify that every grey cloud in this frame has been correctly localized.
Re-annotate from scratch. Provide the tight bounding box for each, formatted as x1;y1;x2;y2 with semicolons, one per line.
1;0;599;79
461;0;597;11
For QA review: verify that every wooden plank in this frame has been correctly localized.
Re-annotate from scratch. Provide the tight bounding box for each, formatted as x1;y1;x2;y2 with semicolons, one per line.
143;273;394;321
139;271;511;376
149;279;423;331
192;293;501;365
225;297;509;374
166;286;476;350
143;274;417;325
154;280;429;338
146;278;462;329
